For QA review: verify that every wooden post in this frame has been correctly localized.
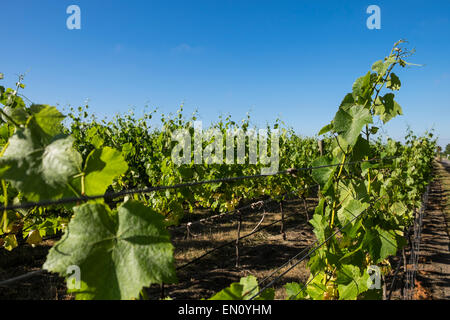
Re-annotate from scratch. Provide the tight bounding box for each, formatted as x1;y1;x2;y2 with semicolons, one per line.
318;140;324;195
280;200;286;240
235;211;242;268
184;223;191;240
318;139;324;156
302;196;309;221
160;283;165;300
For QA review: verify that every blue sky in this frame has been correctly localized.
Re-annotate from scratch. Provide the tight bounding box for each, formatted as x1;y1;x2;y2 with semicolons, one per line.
1;0;449;147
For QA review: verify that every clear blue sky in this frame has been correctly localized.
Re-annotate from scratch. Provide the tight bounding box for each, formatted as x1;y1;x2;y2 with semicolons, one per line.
1;0;449;147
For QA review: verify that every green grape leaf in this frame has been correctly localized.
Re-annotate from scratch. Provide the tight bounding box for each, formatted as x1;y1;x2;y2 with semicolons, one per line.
311;156;338;190
3;234;18;251
121;142;135;157
333;105;373;147
371;60;388;77
339;93;356;111
352;72;372;103
86;127;104;148
28;105;65;138
390;202;407;216
377;228;398;261
0;88;25;109
374;93;403;124
318;123;333;136
239;275;270;300
1;106;28;124
386;73;401;91
255;288;275;300
84;147;129;196
43;201;177;300
209;275;272;300
336;199;369;226
209;283;244;300
371;57;396;78
336;264;370;300
240;276;259;299
310;213;328;242
351;136;370;161
363;227;398;263
306;272;327;300
284;282;306;300
0;129;82;201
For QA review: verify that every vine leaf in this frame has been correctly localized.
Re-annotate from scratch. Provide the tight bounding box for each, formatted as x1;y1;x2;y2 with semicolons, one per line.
3;234;18;251
309;212;328;242
318;123;333;136
84;147;129;195
352;72;372;104
363;227;398;263
336;264;370;300
43;200;177;300
386;73;401;91
333;105;373;147
1;106;28;124
0;129;82;201
371;57;396;78
284;282;307;300
209;283;245;300
336;199;369;226
374;93;403;124
306;272;327;300
0;88;26;109
29;105;65;138
311;156;338;192
209;275;274;300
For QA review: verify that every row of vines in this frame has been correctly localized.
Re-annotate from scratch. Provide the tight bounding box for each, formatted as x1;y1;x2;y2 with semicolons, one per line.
0;41;437;300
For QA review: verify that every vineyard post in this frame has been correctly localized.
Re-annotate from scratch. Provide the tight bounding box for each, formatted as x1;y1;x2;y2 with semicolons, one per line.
280;200;287;240
302;196;309;221
184;223;190;240
317;139;324;196
402;246;407;299
235;210;242;268
318;139;324;156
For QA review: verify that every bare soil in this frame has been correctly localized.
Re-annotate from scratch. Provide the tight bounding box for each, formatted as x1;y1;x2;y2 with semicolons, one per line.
0;197;317;300
386;160;450;300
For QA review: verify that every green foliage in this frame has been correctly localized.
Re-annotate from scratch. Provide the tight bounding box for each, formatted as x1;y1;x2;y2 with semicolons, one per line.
83;147;128;196
209;275;274;300
303;40;436;300
0;131;81;201
43;201;176;300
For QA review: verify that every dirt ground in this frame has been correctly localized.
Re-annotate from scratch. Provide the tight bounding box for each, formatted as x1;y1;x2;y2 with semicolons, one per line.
385;160;450;300
147;197;317;299
414;160;450;299
0;196;317;300
1;161;449;300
